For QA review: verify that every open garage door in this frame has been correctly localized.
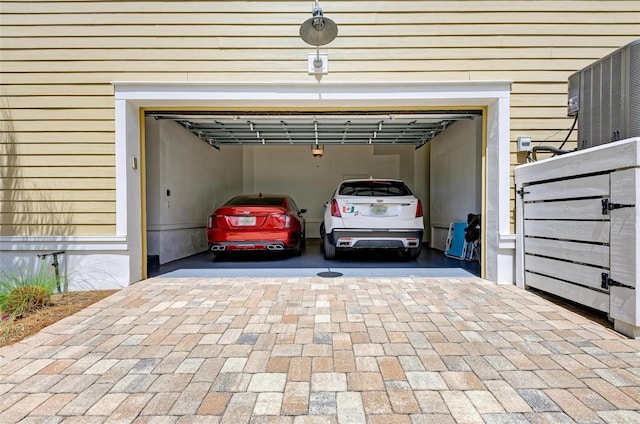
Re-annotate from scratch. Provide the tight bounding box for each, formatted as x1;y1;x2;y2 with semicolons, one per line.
143;110;482;278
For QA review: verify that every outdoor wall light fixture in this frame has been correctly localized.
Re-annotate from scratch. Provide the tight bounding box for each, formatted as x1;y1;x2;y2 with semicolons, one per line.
299;0;338;76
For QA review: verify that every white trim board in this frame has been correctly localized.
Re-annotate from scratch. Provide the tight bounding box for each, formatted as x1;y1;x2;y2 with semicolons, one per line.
111;81;514;285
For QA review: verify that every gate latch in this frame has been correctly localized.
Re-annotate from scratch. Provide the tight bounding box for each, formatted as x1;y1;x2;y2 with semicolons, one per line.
601;272;635;290
601;198;635;215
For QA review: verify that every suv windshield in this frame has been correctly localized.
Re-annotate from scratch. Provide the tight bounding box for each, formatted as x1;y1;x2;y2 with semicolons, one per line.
339;181;412;196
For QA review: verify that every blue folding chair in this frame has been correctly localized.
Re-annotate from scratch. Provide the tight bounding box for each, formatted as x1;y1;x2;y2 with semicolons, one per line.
444;222;467;260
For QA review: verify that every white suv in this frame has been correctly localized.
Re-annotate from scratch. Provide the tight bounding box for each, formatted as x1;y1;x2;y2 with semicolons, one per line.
321;179;424;260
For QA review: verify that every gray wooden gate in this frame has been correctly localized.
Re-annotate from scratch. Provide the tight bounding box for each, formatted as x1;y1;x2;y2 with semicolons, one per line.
515;138;639;338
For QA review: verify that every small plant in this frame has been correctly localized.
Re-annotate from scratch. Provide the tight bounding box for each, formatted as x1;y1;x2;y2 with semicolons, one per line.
0;262;58;320
2;285;52;317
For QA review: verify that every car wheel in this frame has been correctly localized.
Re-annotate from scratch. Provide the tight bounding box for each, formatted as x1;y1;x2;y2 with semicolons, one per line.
294;238;303;256
402;246;421;260
323;233;336;259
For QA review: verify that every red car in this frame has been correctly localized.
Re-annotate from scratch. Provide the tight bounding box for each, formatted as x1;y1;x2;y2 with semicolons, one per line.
206;194;306;257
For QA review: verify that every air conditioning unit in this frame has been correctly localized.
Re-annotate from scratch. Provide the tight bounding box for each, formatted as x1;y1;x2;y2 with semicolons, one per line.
568;39;639;150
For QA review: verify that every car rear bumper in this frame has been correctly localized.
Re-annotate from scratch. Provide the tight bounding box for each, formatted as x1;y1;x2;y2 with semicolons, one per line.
209;241;291;252
207;229;299;250
327;229;423;249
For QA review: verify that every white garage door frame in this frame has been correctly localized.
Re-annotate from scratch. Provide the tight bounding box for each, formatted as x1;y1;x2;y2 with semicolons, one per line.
114;81;515;285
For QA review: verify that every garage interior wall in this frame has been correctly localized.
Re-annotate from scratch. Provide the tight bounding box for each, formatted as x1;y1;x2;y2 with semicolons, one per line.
145;118;242;264
430;119;483;250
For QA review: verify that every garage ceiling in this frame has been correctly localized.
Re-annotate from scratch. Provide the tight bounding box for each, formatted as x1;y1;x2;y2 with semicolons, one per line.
147;111;481;149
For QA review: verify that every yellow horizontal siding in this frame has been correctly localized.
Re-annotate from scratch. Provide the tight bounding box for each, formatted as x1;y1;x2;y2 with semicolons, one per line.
509;131;576;143
3;32;638;49
0;190;116;202
0;59;598;73
509;119;576;131
1;0;639;236
4;96;114;108
0;85;114;96
2;201;115;214
4;156;114;167
6;166;115;178
3;120;114;132
0;70;580;84
3;23;639;37
511;108;570;119
511;94;569;107
0;224;116;236
5;11;639;25
3;143;113;155
2;1;639;13
1;178;115;189
0;132;115;143
511;83;568;94
1;47;625;61
2;108;114;120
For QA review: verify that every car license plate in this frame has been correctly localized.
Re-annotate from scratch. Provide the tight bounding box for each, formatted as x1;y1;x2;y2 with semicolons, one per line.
236;216;256;226
370;204;388;216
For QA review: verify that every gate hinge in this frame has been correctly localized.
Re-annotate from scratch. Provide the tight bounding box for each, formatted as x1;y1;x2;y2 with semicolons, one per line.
601;198;635;215
601;272;635;290
516;188;530;199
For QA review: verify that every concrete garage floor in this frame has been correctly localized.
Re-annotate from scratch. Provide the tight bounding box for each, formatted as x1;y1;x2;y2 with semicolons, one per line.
149;240;481;279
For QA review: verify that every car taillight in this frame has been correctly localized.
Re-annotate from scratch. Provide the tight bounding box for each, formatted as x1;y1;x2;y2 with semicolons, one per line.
415;200;423;218
331;199;342;217
207;216;213;228
273;214;291;228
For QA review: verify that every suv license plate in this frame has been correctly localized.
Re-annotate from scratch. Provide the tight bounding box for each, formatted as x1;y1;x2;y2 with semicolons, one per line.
370;204;388;215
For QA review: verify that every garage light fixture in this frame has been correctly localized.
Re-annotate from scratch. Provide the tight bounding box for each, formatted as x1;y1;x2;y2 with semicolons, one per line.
312;118;324;157
299;0;338;77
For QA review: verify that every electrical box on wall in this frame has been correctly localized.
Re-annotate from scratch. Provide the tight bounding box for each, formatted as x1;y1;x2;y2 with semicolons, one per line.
517;136;532;152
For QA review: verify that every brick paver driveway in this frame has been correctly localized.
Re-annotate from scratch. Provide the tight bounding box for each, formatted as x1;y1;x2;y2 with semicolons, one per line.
1;276;639;423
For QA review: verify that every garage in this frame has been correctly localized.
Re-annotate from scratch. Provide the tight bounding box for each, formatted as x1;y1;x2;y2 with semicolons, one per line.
143;109;483;277
114;82;515;284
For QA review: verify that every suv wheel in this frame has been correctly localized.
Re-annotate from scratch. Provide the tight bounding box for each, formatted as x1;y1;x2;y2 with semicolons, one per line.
323;233;336;259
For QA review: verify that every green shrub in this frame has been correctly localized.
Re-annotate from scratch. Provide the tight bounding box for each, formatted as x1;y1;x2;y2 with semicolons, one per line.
1;285;51;317
0;262;58;319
